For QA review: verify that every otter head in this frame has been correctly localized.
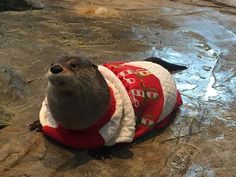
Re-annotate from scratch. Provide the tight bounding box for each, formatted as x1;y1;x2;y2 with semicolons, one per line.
48;56;98;92
46;56;110;130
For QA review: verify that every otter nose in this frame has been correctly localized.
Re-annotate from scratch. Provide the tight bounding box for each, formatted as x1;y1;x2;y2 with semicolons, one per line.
50;65;63;74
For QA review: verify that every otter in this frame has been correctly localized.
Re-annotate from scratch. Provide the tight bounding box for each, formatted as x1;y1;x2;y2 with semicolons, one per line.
30;56;186;150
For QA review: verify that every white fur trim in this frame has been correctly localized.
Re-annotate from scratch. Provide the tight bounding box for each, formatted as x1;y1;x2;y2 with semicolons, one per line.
39;98;58;128
98;66;136;146
96;79;123;144
127;61;177;122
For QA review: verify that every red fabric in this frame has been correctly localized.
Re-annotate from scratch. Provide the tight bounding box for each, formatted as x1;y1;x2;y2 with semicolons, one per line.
104;62;164;123
42;87;116;149
154;91;182;129
134;91;182;139
43;126;105;149
104;62;182;139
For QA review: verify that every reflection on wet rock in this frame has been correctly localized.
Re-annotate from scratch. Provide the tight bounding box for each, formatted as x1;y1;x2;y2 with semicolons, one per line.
184;163;215;177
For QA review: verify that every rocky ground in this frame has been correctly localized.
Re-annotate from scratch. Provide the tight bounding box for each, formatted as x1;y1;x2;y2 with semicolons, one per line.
0;0;235;176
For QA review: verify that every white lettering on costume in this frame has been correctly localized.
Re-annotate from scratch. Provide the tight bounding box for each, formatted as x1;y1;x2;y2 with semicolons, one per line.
129;89;159;107
117;70;136;84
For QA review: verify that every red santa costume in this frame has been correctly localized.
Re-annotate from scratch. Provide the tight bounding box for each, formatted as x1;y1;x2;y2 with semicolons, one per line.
39;61;183;149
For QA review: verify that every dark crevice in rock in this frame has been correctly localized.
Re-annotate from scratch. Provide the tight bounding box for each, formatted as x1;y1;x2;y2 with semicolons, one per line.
0;0;44;12
0;151;20;163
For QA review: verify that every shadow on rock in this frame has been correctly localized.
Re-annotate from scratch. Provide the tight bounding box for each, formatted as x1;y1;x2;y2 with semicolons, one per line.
43;134;133;166
89;109;180;159
0;0;44;12
40;109;180;167
40;135;92;171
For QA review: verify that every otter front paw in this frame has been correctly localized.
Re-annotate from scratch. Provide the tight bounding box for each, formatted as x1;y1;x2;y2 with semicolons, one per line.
29;120;42;132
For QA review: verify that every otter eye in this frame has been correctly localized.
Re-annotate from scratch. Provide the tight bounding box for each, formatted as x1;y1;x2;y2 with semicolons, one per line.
70;63;77;69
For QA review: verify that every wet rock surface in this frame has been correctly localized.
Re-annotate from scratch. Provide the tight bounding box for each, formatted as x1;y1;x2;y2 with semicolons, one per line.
0;0;235;176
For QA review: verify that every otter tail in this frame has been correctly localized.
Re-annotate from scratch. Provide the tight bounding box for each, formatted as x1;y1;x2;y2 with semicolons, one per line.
144;57;187;73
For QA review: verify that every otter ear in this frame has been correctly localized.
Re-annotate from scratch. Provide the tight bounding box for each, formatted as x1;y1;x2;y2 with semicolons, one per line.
92;64;98;70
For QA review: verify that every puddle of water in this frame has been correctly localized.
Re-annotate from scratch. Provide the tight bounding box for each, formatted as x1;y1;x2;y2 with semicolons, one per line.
177;83;198;92
204;75;218;101
171;15;236;45
195;41;211;51
183;163;215;177
216;116;236;127
213;134;224;141
135;43;234;129
138;46;219;100
159;7;183;16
